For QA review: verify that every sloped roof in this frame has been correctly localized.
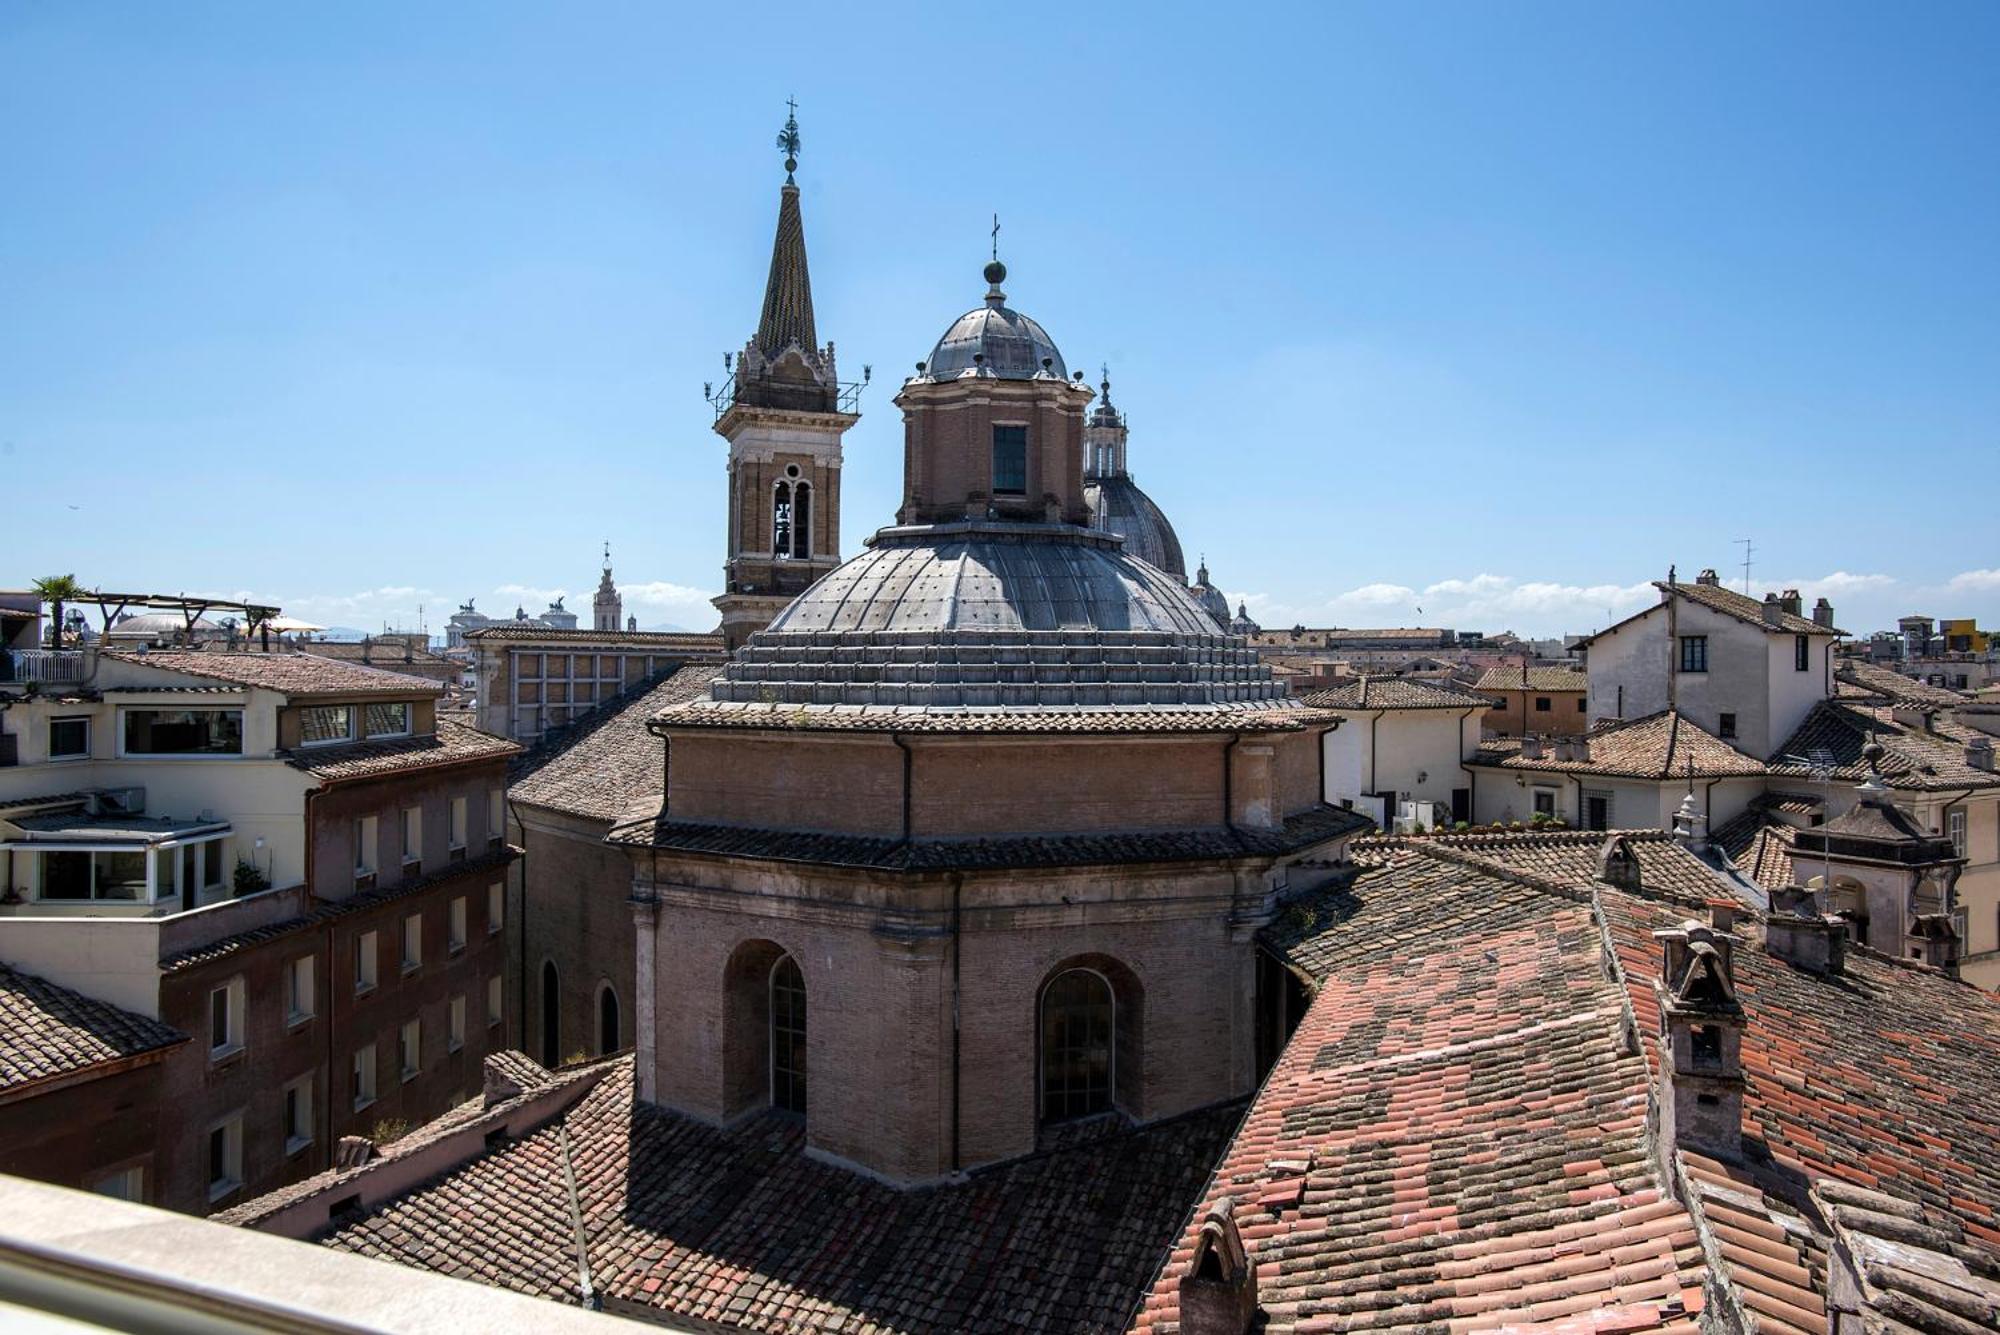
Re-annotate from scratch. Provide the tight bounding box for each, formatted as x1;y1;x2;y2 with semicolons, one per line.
1771;700;2000;792
1470;709;1767;779
1834;660;1970;708
0;962;184;1095
1661;581;1842;636
509;665;715;822
318;1058;1236;1332
103;649;442;698
283;718;519;783
1472;663;1590;693
1298;676;1495;711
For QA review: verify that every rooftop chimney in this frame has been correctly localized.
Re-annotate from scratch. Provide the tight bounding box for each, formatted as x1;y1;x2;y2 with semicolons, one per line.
1966;737;1995;773
1696;569;1721;587
1651;920;1746;1161
1596;833;1642;891
1812;597;1835;628
1178;1197;1258;1335
1766;886;1846;976
1521;735;1544;760
1555;736;1577;762
1779;589;1803;618
1762;594;1783;626
483;1055;526;1109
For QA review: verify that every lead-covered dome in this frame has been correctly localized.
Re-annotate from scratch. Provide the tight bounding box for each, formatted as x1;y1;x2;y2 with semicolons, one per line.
1085;476;1187;581
923;262;1068;380
706;522;1289;709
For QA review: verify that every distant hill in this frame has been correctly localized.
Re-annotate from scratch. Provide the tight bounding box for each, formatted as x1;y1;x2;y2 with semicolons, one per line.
317;626;369;642
640;622;700;634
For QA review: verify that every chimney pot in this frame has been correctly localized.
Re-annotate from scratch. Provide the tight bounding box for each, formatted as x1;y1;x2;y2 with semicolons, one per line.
1780;589;1803;617
1762;594;1783;626
1706;898;1739;933
1767;886;1847;976
1178;1196;1258;1335
1966;738;1994;772
1520;735;1544;760
1812;597;1835;628
1696;569;1721;586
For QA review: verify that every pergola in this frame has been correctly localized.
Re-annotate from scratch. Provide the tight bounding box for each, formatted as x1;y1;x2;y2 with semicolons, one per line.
68;591;285;650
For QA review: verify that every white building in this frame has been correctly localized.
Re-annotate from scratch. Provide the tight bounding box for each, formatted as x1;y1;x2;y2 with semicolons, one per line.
1581;570;1841;762
1304;676;1493;829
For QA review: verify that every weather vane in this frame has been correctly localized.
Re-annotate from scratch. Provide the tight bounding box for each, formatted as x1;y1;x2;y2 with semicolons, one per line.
777;97;801;183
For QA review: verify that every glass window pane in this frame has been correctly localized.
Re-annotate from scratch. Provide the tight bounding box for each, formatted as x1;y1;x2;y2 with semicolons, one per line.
992;425;1027;495
299;706;352;745
123;709;244;755
96;850;148;901
42;851;91;899
364;701;410;737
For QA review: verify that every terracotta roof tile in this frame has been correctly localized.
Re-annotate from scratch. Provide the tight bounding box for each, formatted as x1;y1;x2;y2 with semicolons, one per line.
1658;582;1842;637
319;1058;1236;1332
464;626;724;647
1300;676;1497;711
1833;661;1969;709
284;718;519;782
104;649;444;698
1471;710;1767;779
0;962;184;1094
509;666;714;822
1473;664;1590;694
653;699;1335;735
1770;700;2000;792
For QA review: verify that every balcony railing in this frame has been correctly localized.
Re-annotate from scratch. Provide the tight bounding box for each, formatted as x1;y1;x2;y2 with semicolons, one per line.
3;649;90;686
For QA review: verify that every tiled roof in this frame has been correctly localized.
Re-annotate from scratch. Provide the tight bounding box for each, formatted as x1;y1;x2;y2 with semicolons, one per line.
1677;1152;1828;1334
1142;845;1707;1334
160;844;520;973
1298;676;1495;711
1471;709;1767;779
103;650;443;698
320;1058;1238;1333
1472;663;1590;693
1834;660;1969;708
1660;581;1843;637
1770;700;2000;792
1404;828;1735;905
0;962;184;1094
1600;889;2000;1254
294;640;458;667
509;666;714;822
652;699;1333;735
463;626;723;648
283;718;519;783
608;803;1376;872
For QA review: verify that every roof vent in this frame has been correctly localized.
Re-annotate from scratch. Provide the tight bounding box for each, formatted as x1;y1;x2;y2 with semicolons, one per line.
1596;833;1642;890
1767;886;1846;976
1891;703;1934;731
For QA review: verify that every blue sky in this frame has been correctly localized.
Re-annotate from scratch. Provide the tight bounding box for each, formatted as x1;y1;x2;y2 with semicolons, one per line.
4;3;1997;638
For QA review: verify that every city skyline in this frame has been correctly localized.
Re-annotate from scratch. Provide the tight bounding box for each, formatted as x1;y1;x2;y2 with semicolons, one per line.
6;3;1998;637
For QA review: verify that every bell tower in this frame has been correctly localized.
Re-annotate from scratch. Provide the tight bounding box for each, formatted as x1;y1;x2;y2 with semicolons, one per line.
708;104;863;651
593;542;623;632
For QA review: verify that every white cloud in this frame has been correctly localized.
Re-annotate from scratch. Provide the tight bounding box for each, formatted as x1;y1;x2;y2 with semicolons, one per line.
493;583;568;603
622;580;714;611
1774;572;1896;599
1948;568;2000;593
1328;582;1419;609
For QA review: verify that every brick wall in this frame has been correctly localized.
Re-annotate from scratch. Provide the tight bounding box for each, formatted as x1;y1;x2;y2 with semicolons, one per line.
515;806;636;1068
0;1059;171;1200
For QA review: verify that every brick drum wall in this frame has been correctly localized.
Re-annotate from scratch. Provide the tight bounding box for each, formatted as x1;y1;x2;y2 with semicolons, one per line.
516;807;637;1069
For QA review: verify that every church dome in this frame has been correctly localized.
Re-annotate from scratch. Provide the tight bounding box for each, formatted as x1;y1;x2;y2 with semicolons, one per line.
706;522;1289;709
1084;475;1187;581
922;262;1069;381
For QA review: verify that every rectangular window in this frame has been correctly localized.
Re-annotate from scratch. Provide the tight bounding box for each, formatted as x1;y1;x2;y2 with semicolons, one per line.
1532;789;1557;818
364;701;411;738
283;1075;314;1153
487;788;504;847
1719;712;1737;739
487;975;503;1027
487;881;504;935
284;955;315;1023
448;896;467;953
1679;636;1708;673
1534;696;1551;712
37;849;151;903
449;995;466;1052
122;708;244;757
354;815;378;877
1576;697;1587;712
298;705;354;746
178;839;223;901
400;807;422;868
208;978;245;1060
207;1117;243;1201
48;715;91;760
991;424;1028;495
1795;634;1810;672
399;1019;421;1081
90;1166;145;1202
449;796;468;855
401;913;422;972
1948;809;1967;859
352;1043;377;1110
354;930;378;994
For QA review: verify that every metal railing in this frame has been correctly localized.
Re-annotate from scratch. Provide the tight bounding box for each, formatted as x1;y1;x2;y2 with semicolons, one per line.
3;649;89;686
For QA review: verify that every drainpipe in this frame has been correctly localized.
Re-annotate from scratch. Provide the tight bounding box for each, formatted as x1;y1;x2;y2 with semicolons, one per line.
1221;733;1242;833
891;734;913;844
1366;711;1386;794
514;810;528;1060
1570;775;1585;827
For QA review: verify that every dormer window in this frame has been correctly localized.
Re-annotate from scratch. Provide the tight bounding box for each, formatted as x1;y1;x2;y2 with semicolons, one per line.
992;425;1027;495
365;701;411;738
299;705;355;746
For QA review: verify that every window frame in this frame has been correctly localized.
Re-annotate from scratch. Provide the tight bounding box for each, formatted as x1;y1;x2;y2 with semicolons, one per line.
283;1074;314;1154
487;975;504;1028
297;704;356;748
351;1043;377;1111
400;912;422;973
991;423;1029;496
769;955;807;1115
47;714;91;761
1719;712;1738;740
364;700;412;739
448;896;467;954
207;977;246;1062
1531;788;1558;819
353;815;378;880
1947;808;1967;859
206;1114;244;1202
1534;696;1552;713
449;796;468;854
1038;967;1114;1124
1795;634;1811;672
486;788;505;848
284;955;316;1026
448;994;466;1053
1678;636;1709;674
399;1018;421;1082
487;881;504;935
399;806;422;869
354;930;379;995
118;707;245;759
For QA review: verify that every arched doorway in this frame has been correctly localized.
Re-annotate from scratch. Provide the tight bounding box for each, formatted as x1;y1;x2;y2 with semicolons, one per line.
598;983;621;1055
540;960;560;1067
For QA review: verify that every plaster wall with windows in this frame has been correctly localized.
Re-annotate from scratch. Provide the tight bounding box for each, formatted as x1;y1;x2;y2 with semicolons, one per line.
1321;708;1481;815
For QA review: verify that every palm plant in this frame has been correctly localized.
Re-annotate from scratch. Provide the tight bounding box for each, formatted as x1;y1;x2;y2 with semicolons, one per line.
29;574;84;650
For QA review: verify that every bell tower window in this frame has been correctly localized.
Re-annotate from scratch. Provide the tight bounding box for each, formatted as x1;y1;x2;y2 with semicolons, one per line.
792;481;812;558
992;424;1027;496
772;481;793;558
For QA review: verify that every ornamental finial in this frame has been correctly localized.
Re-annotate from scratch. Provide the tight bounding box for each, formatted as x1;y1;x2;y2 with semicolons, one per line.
777;97;801;183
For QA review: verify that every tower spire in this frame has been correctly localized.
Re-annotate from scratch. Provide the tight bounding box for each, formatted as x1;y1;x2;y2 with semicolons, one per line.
756;100;817;359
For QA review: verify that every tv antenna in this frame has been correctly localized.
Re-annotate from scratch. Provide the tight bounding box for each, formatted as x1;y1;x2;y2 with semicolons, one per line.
1736;538;1754;595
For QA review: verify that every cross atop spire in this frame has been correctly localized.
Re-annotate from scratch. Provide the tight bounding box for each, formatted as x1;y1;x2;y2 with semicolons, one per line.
776;97;801;184
991;213;1000;262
